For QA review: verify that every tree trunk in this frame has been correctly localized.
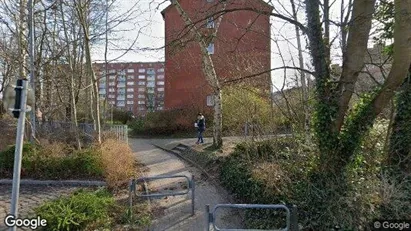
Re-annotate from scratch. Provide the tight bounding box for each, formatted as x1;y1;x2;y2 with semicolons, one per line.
61;0;82;149
388;71;411;174
290;0;309;140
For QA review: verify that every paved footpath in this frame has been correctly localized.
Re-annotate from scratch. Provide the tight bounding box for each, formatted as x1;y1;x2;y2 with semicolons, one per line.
0;185;81;231
131;138;243;231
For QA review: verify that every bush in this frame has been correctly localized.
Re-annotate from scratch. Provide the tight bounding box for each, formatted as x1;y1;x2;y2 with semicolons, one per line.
99;139;136;189
130;107;213;137
220;123;411;230
34;188;115;230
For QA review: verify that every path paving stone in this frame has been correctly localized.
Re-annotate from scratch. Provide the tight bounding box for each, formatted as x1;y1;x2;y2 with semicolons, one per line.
0;185;81;231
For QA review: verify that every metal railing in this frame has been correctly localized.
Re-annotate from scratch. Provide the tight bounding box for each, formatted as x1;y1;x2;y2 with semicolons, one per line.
206;204;299;231
129;175;195;216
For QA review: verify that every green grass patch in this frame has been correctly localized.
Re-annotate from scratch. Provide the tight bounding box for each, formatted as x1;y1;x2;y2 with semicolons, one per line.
34;188;152;230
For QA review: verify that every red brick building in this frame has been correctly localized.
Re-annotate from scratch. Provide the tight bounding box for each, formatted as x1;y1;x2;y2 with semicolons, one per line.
162;0;273;111
94;62;165;116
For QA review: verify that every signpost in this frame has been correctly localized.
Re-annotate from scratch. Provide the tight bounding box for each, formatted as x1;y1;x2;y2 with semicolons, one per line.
8;0;35;230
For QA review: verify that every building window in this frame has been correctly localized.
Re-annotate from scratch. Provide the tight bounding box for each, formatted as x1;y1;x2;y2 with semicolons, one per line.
207;43;214;54
207;17;215;28
127;100;134;104
157;87;164;92
138;88;145;92
109;101;115;105
147;75;155;81
127;69;134;73
128;75;134;79
109;69;116;73
108;88;115;92
138;69;145;73
117;101;125;107
207;95;214;106
138;81;146;86
127;94;133;98
138;94;145;99
108;94;115;99
157;75;164;79
157;81;164;86
127;88;134;92
147;81;155;87
109;76;115;80
138;75;145;80
158;68;164;73
127;82;134;86
138;101;145;105
157;106;164;110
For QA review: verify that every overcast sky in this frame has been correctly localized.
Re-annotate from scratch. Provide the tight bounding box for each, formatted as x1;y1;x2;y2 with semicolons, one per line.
91;0;352;90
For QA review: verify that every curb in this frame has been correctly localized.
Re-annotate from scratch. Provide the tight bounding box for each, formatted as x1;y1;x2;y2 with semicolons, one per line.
0;179;106;187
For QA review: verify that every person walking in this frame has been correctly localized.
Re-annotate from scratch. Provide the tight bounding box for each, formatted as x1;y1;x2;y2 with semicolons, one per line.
195;113;205;144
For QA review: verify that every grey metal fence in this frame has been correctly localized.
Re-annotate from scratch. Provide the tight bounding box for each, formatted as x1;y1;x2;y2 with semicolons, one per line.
129;175;195;216
206;204;299;231
36;121;128;143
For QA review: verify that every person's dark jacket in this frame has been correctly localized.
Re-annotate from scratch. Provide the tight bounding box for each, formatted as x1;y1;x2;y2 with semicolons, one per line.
197;116;205;131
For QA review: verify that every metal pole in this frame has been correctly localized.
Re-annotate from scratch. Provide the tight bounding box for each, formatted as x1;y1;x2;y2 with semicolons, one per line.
191;175;195;216
206;204;210;231
28;0;36;143
9;79;29;231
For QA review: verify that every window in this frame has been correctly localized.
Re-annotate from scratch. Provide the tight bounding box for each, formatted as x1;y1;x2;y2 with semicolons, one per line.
138;69;145;73
147;82;155;87
108;88;115;92
108;94;115;99
158;68;164;73
157;87;164;92
127;69;134;73
127;100;134;104
108;82;115;86
207;95;214;106
147;68;155;74
99;89;106;94
138;88;145;92
128;75;134;79
109;101;115;105
127;88;134;92
127;82;134;86
147;88;155;93
138;81;146;86
117;101;125;107
157;106;164;110
109;76;115;80
207;43;214;54
138;94;145;99
147;75;155;81
207;17;215;28
127;94;134;98
138;101;145;105
157;75;164;79
157;81;164;85
138;75;145;80
109;69;116;74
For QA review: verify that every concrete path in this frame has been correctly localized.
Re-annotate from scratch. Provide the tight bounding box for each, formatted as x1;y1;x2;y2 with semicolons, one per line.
130;138;243;231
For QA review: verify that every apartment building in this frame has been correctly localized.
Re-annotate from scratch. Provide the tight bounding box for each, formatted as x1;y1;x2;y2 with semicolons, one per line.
94;62;165;116
162;0;273;111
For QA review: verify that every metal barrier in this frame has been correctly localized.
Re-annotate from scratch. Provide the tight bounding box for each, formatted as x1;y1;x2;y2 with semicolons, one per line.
129;175;195;216
206;204;299;231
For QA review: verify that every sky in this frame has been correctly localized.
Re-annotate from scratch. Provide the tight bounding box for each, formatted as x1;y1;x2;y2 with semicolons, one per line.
90;0;350;90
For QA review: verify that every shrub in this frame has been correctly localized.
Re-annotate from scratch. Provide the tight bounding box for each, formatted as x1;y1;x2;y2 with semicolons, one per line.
130;107;213;137
34;188;115;230
99;139;136;189
220;124;411;230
